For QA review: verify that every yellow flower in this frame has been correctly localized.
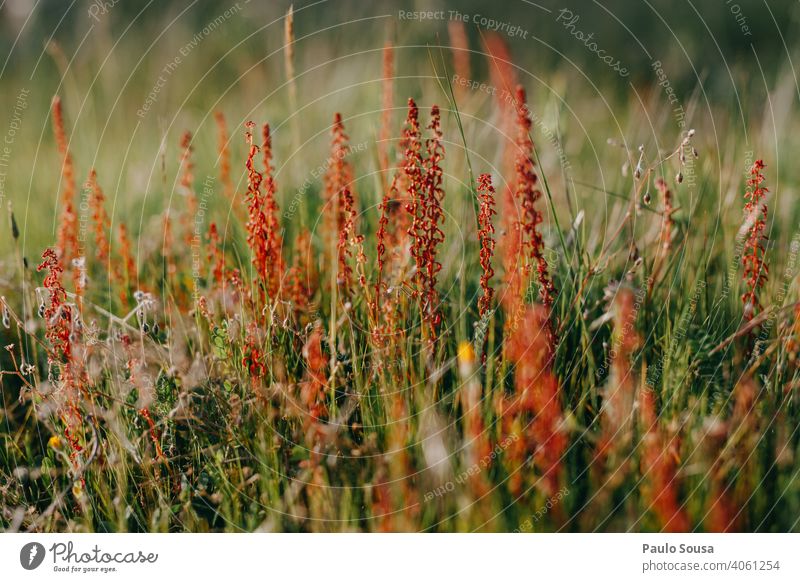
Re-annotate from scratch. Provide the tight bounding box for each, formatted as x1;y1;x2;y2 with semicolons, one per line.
457;341;476;378
48;435;61;449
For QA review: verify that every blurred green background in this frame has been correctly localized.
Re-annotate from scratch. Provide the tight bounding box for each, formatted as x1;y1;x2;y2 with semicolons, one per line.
0;0;797;254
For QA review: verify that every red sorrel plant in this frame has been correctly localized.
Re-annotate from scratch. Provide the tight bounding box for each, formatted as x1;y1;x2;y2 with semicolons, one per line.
596;287;639;466
38;248;85;469
477;173;497;317
337;185;368;297
448;20;471;98
325;113;357;291
242;321;266;380
639;388;690;532
741;159;768;321
139;407;165;460
38;248;72;367
373;174;410;346
206;222;225;297
405;100;445;336
379;43;394;180
86;169;111;265
420;105;445;331
214;111;234;200
261;123;285;300
502;86;557;346
375;177;393;303
514;86;556;316
482;33;518;197
336;186;357;293
402;98;425;291
52;96;78;265
178;131;197;247
287;228;316;321
301;326;329;424
501;305;567;497
244;121;273;305
705;377;760;532
162;213;178;288
116;223;137;306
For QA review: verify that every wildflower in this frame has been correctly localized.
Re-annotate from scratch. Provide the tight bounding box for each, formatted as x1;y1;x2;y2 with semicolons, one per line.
139;407;165;460
261;123;285;300
37;248;72;365
207;222;225;294
741;159;768;320
514;86;556;317
505;305;567;497
162;212;178;284
214;111;234;200
373;174;410;344
178;131;197;247
48;435;62;449
448;20;471;97
86;169;111;264
379;43;394;178
597;286;640;460
639;388;690;532
405;101;445;335
301;326;328;418
476;173;497;317
287;229;316;319
336;186;364;294
457;340;476;377
420;105;445;330
324;113;357;291
244;121;269;304
242;321;266;378
482;33;518;189
51;96;78;263
116;223;137;305
374;176;393;302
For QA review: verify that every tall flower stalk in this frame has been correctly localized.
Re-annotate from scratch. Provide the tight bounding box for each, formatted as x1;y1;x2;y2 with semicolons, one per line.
514;86;556;315
261;123;284;300
244;121;282;304
741;159;768;321
477;173;497;317
405;101;446;337
325;113;356;292
52;96;78;265
86;169;111;265
214;111;234;200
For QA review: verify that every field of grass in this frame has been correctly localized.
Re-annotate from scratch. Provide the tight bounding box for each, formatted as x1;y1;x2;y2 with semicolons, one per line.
2;1;800;533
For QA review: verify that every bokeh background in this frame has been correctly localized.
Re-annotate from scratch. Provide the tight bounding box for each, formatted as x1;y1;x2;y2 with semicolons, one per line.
1;0;798;252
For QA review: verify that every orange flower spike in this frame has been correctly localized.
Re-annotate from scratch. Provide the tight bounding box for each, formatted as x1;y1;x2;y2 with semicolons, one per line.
51;96;78;263
513;85;557;341
261;123;284;300
214;111;234;200
741;159;769;320
86;169;111;265
476;173;497;317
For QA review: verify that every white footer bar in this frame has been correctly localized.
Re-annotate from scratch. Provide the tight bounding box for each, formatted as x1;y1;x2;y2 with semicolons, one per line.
1;533;797;581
